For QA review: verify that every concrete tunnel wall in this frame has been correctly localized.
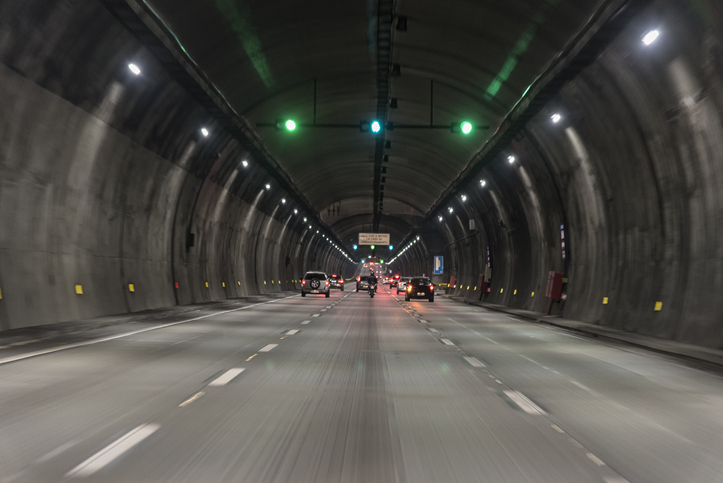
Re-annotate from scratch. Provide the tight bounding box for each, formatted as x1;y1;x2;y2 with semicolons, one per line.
0;1;355;330
391;0;723;349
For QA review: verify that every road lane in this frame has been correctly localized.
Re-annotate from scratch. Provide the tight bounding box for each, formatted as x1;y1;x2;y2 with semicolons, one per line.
1;287;721;482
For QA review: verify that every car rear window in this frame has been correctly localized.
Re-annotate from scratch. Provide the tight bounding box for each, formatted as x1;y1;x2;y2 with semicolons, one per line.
411;278;430;285
304;272;327;280
358;276;368;281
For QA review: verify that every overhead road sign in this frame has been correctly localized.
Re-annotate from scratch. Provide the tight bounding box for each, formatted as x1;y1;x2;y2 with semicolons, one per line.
358;233;390;245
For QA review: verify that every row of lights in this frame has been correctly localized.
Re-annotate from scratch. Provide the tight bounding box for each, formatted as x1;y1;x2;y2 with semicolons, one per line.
435;28;662;224
127;62;353;264
388;235;421;265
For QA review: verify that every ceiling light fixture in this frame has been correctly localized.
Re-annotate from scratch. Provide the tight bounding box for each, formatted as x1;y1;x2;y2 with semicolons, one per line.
128;63;141;75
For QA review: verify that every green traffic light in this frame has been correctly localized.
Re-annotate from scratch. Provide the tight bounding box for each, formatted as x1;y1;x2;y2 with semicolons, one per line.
285;120;296;131
370;245;375;250
461;121;473;134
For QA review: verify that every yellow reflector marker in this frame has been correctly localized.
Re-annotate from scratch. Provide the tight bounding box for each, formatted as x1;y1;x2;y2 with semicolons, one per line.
514;289;517;295
75;284;83;295
474;286;477;291
272;280;274;284
222;282;225;288
500;288;504;293
467;286;470;290
603;297;609;305
128;284;135;293
531;292;535;297
264;281;266;285
238;281;241;286
278;281;281;284
205;282;208;288
654;301;663;311
0;287;3;299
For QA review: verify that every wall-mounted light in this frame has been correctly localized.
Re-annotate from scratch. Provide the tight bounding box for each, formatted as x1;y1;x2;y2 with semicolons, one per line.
438;216;443;222
508;155;516;164
461;194;467;202
201;128;209;137
448;207;454;214
642;29;660;45
551;113;562;123
281;198;286;204
265;184;271;190
303;217;307;222
128;63;141;75
480;179;487;187
242;160;248;168
293;209;298;214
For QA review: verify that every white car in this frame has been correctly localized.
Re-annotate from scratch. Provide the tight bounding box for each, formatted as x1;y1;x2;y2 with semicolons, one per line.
396;277;412;294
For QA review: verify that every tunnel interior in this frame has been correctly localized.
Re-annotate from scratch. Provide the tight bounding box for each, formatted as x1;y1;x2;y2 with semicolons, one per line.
1;0;723;349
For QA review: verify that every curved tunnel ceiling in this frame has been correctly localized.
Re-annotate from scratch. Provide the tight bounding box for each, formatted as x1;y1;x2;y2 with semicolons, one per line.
134;0;604;251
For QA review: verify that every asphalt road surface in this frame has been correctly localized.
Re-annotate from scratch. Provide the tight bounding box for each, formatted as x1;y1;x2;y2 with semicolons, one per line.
1;288;722;482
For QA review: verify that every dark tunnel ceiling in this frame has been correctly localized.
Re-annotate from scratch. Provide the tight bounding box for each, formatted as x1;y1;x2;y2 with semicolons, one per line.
144;0;603;248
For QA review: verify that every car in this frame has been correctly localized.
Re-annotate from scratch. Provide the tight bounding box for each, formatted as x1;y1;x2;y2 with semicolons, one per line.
329;274;345;291
405;277;435;302
301;271;330;297
356;275;370;292
396;277;412;294
390;274;400;288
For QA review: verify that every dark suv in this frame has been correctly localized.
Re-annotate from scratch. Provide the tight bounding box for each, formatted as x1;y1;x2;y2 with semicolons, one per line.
301;271;330;297
356;276;370;292
404;277;435;302
329;274;345;291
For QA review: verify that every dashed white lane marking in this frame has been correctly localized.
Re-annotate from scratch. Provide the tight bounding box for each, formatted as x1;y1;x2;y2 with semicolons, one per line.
259;344;279;352
441;338;455;346
603;477;630;483
286;329;299;335
312;314;320;317
504;390;546;415
320;309;327;312
36;440;79;464
428;328;439;334
179;391;205;407
0;296;296;366
463;356;485;367
301;320;311;325
65;424;160;477
551;424;565;434
570;380;598;395
418;319;428;324
209;368;245;386
586;453;606;466
495;379;504;384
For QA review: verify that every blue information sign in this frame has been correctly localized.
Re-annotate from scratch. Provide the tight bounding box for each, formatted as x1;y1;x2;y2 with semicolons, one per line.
434;256;444;275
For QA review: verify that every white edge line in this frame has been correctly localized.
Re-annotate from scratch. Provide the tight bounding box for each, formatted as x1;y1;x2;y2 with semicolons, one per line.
586;453;606;466
0;296;296;366
208;368;245;386
65;424;160;477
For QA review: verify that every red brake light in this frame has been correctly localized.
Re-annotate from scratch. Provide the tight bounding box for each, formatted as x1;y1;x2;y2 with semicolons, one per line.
302;280;306;286
332;274;337;277
357;276;360;281
394;274;400;279
325;280;329;286
430;284;434;291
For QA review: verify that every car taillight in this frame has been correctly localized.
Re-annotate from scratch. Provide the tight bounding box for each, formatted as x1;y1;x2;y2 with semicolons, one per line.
302;280;306;286
325;280;329;286
430;284;434;291
407;286;412;291
357;276;360;282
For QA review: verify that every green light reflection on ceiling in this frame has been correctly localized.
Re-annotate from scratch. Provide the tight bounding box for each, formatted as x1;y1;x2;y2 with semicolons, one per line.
217;0;275;88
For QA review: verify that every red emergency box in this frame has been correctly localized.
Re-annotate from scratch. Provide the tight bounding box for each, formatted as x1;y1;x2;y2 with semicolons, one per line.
546;271;564;301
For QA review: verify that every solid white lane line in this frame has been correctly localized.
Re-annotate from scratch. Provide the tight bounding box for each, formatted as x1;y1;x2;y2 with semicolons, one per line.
551;424;565;434
0;296;297;366
301;320;311;325
286;329;299;335
586;453;606;466
441;338;455;346
65;424;160;477
504;390;546;415
259;344;279;352
463;356;485;367
312;314;320;317
179;391;205;407
209;368;245;386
